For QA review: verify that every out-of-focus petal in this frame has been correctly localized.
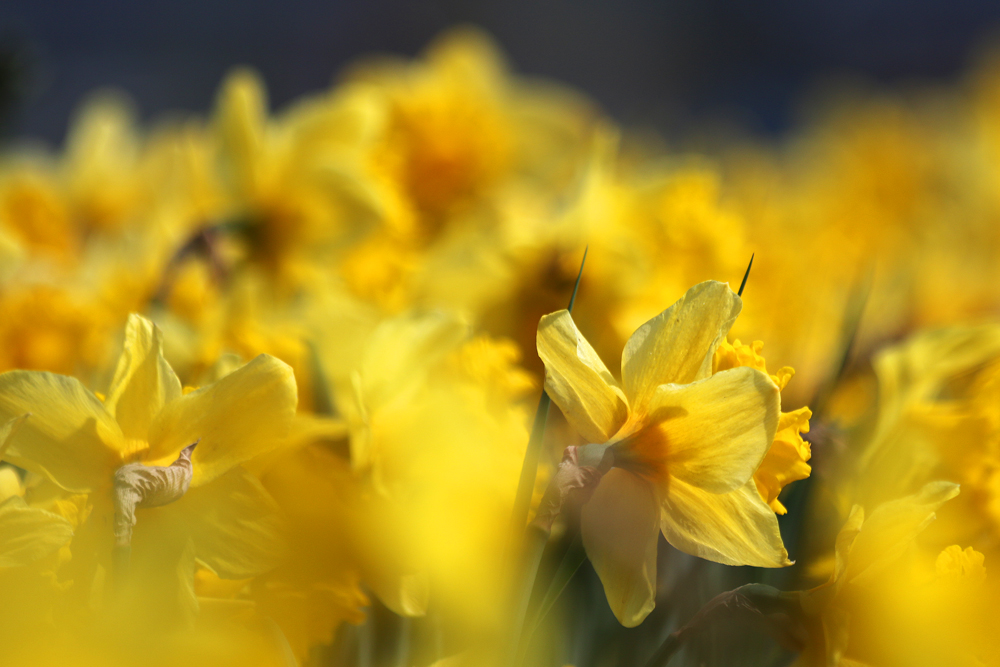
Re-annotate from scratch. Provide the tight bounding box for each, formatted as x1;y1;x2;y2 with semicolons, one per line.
844;480;960;585
621;281;741;412
147;354;298;485
0;371;123;492
179;467;284;579
0;496;73;567
659;476;791;568
645;367;779;494
581;468;659;627
104;314;182;442
359;310;467;412
537;310;628;444
126;502;199;626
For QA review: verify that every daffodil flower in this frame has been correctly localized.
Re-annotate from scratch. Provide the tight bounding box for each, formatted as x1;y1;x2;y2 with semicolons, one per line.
536;280;788;626
799;481;962;666
0;313;297;621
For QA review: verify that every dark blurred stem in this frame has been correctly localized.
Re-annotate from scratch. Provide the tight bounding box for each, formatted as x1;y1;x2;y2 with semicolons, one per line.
505;525;549;667
517;533;587;664
643;632;683;667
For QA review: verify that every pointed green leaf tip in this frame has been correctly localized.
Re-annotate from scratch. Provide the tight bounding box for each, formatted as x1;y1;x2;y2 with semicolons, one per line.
568;245;588;313
738;253;754;297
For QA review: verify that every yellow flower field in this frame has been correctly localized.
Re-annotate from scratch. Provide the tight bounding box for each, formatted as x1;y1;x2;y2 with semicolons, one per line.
1;25;999;667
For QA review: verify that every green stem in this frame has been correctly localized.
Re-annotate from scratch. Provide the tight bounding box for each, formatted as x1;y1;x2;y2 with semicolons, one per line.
515;534;587;665
643;632;684;667
505;247;588;667
508;247;587;541
504;525;549;667
395;615;411;667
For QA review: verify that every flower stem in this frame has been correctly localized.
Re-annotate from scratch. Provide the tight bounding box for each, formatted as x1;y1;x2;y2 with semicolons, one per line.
508;247;588;542
505;525;549;667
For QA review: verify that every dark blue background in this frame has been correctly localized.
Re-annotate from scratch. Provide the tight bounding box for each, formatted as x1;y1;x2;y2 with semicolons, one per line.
3;0;1000;144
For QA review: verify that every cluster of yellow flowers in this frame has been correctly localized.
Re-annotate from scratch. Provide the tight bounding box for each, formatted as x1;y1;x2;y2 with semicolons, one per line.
1;26;1000;667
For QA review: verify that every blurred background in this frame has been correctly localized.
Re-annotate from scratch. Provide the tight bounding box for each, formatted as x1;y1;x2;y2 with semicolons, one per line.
5;0;1000;145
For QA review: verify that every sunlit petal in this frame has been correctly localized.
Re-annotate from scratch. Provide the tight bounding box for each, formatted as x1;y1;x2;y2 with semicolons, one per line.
649;366;779;494
659;476;791;568
537;310;628;443
621;281;741;412
0;371;123;492
104;314;182;442
147;354;298;485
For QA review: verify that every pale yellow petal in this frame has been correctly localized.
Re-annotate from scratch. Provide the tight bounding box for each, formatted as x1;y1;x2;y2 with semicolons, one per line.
537;310;628;444
844;480;959;585
834;505;865;584
0;414;29;460
0;371;123;492
621;281;741;411
659;476;791;568
581;468;659;627
647;367;779;494
0;496;73;567
360;310;468;411
178;467;284;579
147;354;298;485
104;314;182;442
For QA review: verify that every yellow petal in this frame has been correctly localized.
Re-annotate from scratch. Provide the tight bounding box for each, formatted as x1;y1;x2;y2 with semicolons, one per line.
844;480;959;585
147;354;298;485
0;496;73;567
104;314;182;442
581;468;659;627
833;505;865;584
537;310;628;443
622;281;741;412
659;476;791;568
754;406;812;514
0;371;123;492
0;414;29;460
648;367;779;494
359;310;468;412
178;467;284;579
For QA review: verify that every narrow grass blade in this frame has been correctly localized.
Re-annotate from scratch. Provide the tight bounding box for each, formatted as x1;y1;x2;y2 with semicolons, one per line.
520;534;587;655
738;253;754;297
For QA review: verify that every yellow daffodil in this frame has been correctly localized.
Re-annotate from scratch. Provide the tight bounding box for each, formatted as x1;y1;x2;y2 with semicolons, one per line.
797;481;983;667
537;280;787;627
0;313;297;624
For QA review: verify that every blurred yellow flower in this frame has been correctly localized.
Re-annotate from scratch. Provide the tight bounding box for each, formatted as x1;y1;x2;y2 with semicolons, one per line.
0;313;296;624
